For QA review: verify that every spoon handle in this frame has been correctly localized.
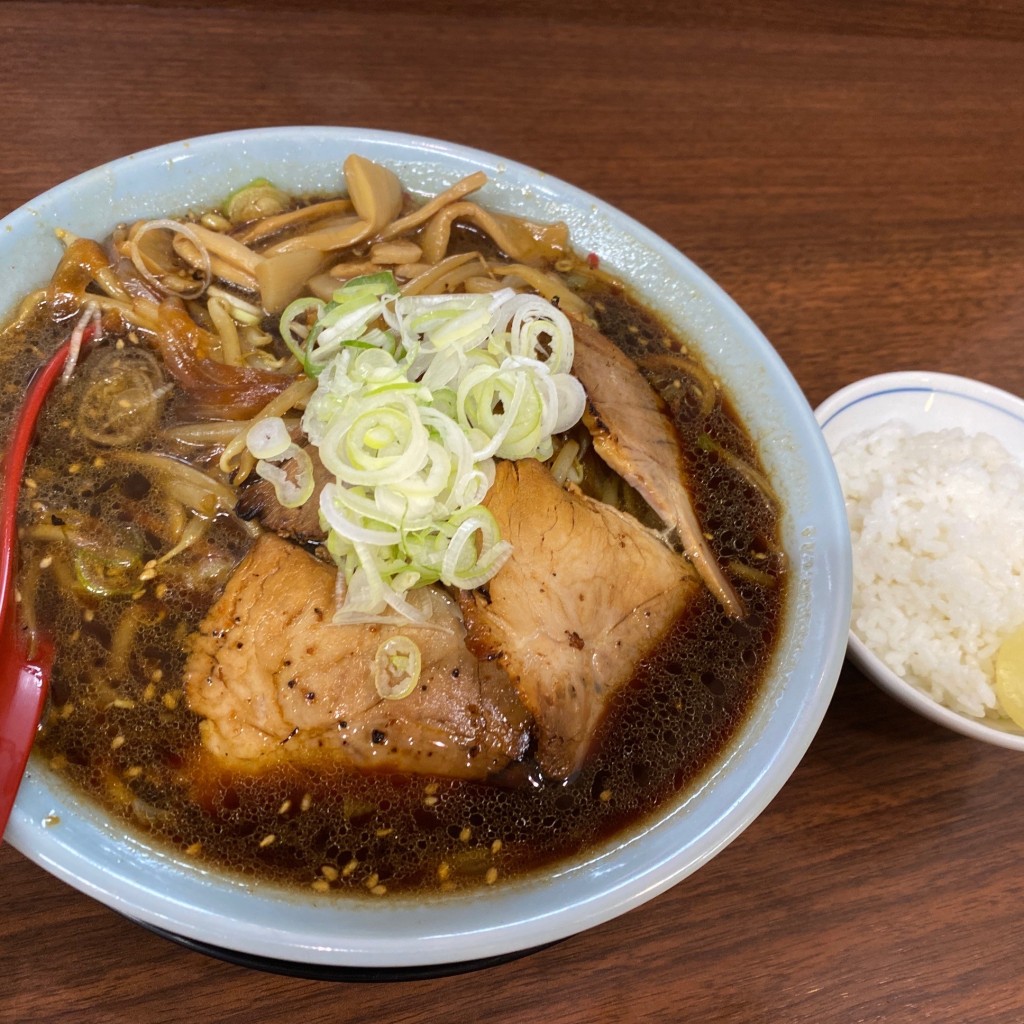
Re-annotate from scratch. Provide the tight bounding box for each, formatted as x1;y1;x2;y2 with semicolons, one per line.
0;337;74;635
0;634;53;831
0;335;78;634
0;333;82;838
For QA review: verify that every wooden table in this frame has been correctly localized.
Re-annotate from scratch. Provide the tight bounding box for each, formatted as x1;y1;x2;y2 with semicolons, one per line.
3;2;1023;1021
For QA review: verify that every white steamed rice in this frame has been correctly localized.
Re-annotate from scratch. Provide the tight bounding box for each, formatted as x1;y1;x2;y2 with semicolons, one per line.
832;421;1024;719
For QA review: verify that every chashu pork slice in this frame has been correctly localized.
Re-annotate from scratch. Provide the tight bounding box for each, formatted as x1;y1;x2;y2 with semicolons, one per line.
184;533;530;779
570;318;744;618
460;459;700;780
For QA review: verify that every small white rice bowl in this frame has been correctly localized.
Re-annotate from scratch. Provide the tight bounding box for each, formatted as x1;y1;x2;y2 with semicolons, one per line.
817;371;1024;748
833;422;1024;718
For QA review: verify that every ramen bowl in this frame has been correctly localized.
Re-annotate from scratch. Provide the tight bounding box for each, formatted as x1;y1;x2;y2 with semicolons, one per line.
0;127;851;972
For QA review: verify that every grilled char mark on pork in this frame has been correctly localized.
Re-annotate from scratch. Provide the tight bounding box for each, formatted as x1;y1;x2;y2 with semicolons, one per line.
460;459;699;780
184;534;530;780
569;318;744;619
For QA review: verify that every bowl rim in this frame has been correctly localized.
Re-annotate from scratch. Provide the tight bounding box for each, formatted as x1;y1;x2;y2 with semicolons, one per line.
815;369;1024;750
2;126;852;967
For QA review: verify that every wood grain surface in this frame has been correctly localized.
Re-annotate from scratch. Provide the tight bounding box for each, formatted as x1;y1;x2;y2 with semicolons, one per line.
2;3;1023;1021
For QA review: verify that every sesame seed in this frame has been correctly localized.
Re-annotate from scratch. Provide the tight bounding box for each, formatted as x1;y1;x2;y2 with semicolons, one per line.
321;865;339;882
24;477;37;490
423;795;438;807
424;782;439;796
155;583;169;599
112;698;136;710
437;862;451;882
92;456;105;469
150;669;164;683
375;827;393;837
185;842;202;856
68;463;81;474
124;766;143;779
162;692;179;710
371;884;387;897
365;872;379;889
42;814;60;828
485;867;498;885
278;799;292;815
259;834;276;848
142;682;157;702
300;792;312;812
138;568;157;582
60;703;76;719
341;858;358;877
491;839;503;854
599;789;613;802
311;879;330;893
38;555;53;569
49;754;68;770
110;734;125;750
459;827;472;843
83;609;95;622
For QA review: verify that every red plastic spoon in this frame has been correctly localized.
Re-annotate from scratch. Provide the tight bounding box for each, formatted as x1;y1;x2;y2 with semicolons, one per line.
0;334;81;836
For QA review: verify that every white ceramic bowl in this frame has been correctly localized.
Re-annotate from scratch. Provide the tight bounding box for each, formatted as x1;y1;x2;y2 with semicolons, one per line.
816;370;1024;751
1;127;851;971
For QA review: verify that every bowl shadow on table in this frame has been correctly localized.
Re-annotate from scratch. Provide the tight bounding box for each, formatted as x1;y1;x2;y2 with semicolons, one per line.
131;919;558;982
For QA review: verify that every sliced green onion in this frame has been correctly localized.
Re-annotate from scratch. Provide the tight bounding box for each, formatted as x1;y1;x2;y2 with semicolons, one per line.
374;636;422;700
222;178;289;223
551;372;587;433
254;443;315;508
440;508;512;588
72;529;144;597
246;416;293;460
279;296;326;376
298;271;587;621
502;292;575;373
